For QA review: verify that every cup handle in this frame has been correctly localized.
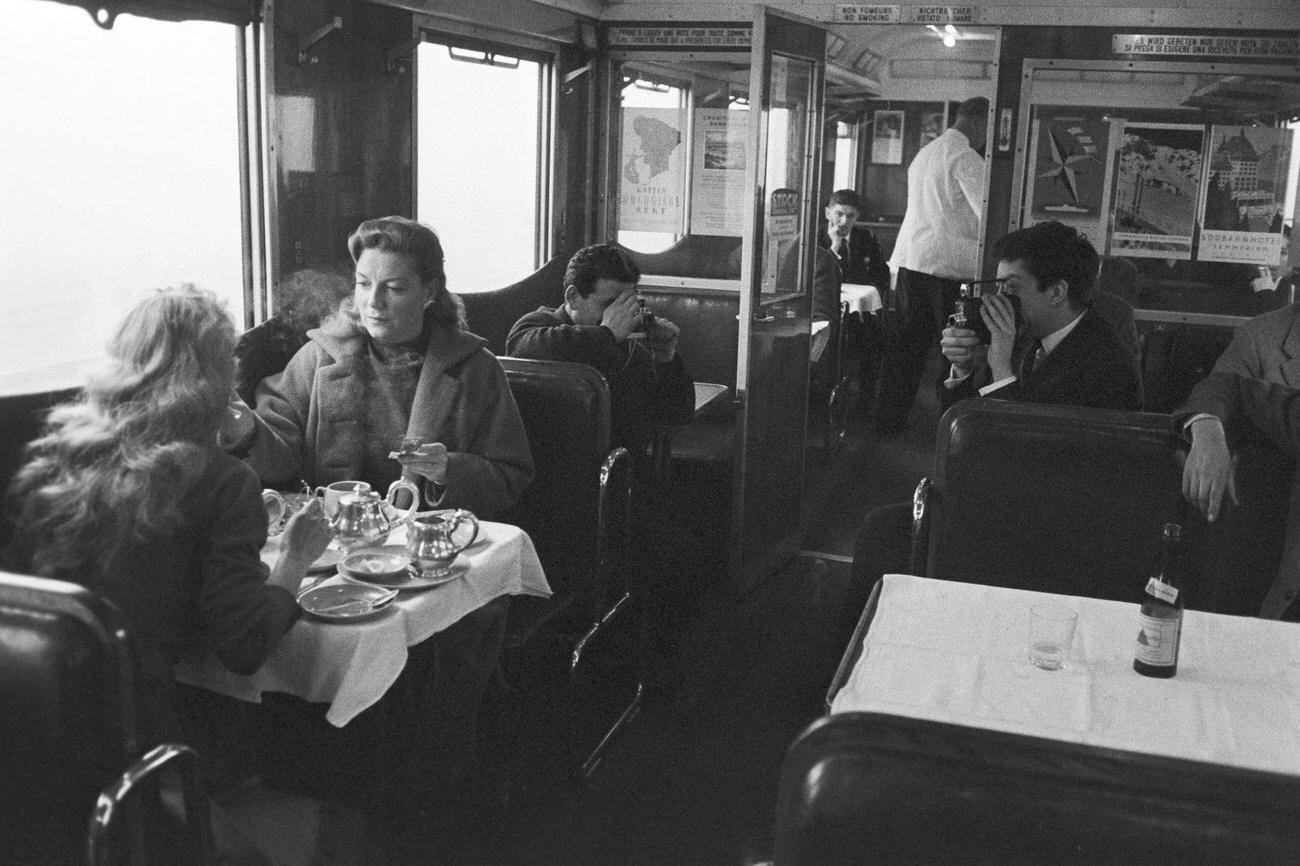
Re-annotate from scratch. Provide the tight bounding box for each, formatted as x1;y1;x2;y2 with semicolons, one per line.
450;510;480;554
385;479;421;523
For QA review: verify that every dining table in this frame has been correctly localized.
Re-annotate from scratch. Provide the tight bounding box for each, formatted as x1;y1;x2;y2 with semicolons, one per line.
828;573;1300;776
174;518;550;727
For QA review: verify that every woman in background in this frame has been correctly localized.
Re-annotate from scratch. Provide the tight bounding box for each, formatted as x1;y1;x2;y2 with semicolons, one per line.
4;286;332;735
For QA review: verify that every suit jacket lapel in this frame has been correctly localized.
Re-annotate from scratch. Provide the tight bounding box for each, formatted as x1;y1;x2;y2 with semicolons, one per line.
1026;313;1095;397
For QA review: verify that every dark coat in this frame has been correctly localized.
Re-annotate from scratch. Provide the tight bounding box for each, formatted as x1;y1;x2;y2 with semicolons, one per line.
819;225;890;292
937;307;1143;413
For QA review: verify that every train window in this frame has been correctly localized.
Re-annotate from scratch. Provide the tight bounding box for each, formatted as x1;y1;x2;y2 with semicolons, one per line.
1;2;244;386
833;121;858;191
416;40;545;293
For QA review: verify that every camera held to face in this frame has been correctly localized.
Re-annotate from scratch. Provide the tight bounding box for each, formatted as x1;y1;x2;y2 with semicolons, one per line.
948;280;1015;345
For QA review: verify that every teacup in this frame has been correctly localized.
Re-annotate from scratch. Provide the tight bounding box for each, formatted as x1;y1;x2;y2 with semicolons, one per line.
314;480;372;518
405;509;480;579
262;489;287;534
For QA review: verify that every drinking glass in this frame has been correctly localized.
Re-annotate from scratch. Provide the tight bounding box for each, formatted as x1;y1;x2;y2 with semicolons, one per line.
1028;602;1078;671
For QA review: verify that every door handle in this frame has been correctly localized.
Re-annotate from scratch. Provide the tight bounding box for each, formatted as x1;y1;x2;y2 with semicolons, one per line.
752;313;775;323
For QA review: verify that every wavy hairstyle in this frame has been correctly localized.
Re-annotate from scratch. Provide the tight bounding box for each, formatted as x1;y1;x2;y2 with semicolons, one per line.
347;216;467;331
6;286;237;579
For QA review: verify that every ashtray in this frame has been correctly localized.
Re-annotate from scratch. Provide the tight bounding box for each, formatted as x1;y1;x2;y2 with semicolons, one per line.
339;547;412;584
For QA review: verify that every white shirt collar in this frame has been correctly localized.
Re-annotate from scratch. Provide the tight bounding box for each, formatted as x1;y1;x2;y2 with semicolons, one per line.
1040;310;1086;356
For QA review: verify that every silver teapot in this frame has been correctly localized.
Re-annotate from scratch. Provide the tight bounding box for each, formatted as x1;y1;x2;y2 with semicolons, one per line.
328;480;418;549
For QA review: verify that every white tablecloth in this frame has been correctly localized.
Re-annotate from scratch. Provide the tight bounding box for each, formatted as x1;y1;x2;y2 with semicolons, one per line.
831;574;1300;776
841;283;882;316
174;521;549;726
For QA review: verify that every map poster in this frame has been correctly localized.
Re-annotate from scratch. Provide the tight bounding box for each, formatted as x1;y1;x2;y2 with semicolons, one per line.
1110;122;1204;260
689;108;748;237
618;107;685;233
1198;125;1292;266
871;110;904;165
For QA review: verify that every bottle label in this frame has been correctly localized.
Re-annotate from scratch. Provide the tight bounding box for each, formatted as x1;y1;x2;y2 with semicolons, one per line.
1135;612;1180;666
1145;577;1179;605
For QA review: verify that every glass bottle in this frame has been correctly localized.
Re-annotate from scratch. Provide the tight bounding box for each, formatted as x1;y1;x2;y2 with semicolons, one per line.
1133;523;1184;678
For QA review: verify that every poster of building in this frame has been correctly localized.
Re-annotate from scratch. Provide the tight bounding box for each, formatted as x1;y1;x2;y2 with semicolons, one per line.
617;107;685;233
689;108;748;237
871;110;904;165
1025;115;1115;245
1110;122;1204;260
1198;125;1292;266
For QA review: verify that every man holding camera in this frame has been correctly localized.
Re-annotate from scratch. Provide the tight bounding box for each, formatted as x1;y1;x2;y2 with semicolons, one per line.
507;244;694;459
937;220;1141;413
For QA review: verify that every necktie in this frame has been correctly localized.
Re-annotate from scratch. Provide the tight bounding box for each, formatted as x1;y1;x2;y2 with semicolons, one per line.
1019;339;1044;387
835;237;850;260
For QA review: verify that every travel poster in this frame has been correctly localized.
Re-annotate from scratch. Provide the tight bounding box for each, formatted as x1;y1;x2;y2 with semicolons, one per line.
1198;125;1292;266
1111;122;1204;260
1030;117;1111;220
690;107;748;237
618;106;685;233
871;109;904;165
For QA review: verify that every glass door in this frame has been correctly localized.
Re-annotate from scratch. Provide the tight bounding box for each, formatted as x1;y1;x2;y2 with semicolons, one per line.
732;7;825;591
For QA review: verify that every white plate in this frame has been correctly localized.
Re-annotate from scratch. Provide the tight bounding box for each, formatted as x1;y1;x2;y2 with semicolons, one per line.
342;552;470;591
297;582;397;622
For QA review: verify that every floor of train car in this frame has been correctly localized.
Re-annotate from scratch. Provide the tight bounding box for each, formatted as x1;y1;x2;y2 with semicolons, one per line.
219;351;945;866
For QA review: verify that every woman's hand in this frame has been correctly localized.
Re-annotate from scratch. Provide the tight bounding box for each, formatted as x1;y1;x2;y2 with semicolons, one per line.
280;498;333;564
393;441;449;486
217;394;256;452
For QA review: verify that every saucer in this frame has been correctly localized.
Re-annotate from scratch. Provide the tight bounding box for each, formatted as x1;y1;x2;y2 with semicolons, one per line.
343;549;469;591
297;582;396;622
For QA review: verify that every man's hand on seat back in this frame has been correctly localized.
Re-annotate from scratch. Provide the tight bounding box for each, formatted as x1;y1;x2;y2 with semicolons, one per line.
1182;416;1238;523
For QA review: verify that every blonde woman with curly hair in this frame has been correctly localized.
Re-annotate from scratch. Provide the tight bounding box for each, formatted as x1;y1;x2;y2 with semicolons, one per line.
4;287;332;725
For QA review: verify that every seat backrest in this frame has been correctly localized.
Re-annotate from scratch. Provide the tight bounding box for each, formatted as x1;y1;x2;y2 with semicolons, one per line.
1091;288;1145;407
637;288;740;391
0;571;139;863
1097;254;1140;306
496;358;617;615
773;712;1300;866
620;235;741;279
0;571;210;866
460;254;570;355
925;399;1217;607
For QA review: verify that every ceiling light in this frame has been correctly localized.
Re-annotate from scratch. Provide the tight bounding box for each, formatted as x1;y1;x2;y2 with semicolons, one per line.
943;35;957;48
